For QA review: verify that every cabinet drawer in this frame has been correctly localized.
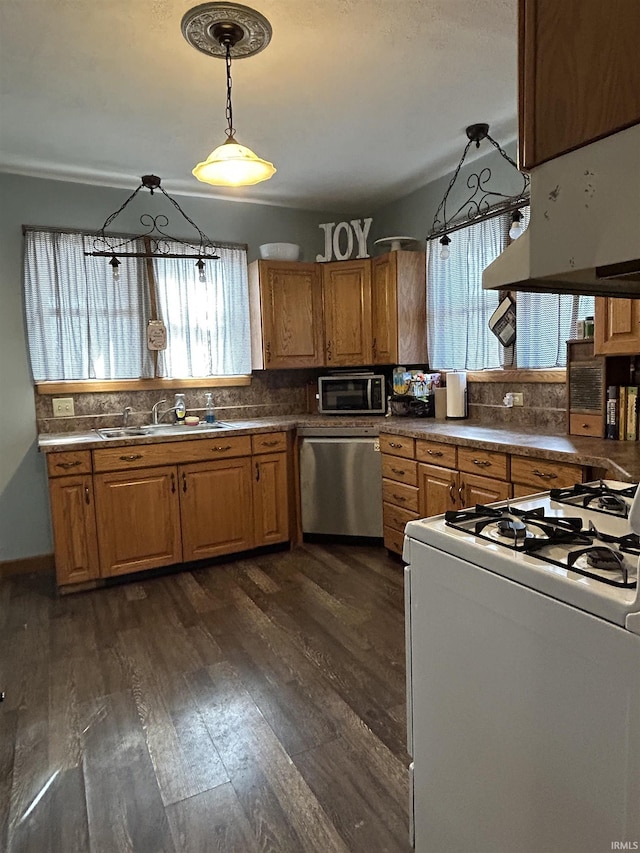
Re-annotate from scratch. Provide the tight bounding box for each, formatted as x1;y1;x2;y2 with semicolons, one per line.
457;446;509;480
93;435;251;472
511;455;583;489
383;525;405;555
568;413;604;438
252;431;288;454
381;455;418;486
415;439;456;469
383;501;420;532
47;450;92;477
379;433;415;459
382;478;419;512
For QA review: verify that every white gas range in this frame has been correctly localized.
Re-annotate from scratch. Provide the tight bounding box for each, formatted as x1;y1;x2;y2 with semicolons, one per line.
403;481;640;853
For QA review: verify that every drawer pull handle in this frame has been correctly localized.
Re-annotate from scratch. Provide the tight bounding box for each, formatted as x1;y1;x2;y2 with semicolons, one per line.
256;462;260;482
262;440;279;447
171;473;176;494
582;423;589;429
392;493;407;502
389;442;403;449
458;485;464;504
473;459;491;467
391;467;405;475
532;469;557;480
119;454;143;461
182;471;187;493
212;445;232;452
84;486;90;505
56;460;81;469
426;450;443;457
449;483;456;505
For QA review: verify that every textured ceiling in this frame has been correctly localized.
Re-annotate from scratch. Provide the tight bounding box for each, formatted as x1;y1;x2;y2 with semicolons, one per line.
0;0;519;211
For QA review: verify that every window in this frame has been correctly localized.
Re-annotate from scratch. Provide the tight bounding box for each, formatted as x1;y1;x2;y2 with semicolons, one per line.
426;210;594;370
24;229;250;381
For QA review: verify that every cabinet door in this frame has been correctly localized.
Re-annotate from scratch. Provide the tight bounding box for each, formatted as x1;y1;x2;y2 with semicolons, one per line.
49;475;100;586
418;463;459;517
180;457;254;561
594;297;640;355
459;473;511;509
322;259;372;366
94;466;182;576
253;452;289;546
519;0;640;168
249;261;324;369
371;253;398;364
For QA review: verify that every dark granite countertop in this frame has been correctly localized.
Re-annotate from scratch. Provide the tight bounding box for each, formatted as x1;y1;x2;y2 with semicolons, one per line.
39;415;640;482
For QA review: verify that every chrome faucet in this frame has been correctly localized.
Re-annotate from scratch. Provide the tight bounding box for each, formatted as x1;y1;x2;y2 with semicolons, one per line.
151;399;167;425
122;406;132;427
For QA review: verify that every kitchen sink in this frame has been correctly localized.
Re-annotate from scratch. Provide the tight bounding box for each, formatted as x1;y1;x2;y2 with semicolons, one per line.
145;422;230;434
97;422;231;440
97;426;152;439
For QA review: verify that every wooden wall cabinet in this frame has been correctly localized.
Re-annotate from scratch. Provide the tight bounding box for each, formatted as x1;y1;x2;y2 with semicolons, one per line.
249;251;427;369
519;0;640;169
47;431;291;588
371;250;427;365
594;297;640;356
322;259;373;366
248;260;324;369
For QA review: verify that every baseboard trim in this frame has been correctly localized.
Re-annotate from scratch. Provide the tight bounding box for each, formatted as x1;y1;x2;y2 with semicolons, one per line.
0;553;55;578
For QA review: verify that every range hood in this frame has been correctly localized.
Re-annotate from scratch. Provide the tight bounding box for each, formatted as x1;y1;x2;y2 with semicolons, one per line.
483;124;640;297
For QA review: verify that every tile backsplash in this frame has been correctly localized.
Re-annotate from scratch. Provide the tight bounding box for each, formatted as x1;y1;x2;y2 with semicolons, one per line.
35;371;568;434
35;369;319;433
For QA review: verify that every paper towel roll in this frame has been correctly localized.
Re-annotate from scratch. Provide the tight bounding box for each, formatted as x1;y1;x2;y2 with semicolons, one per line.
446;371;467;419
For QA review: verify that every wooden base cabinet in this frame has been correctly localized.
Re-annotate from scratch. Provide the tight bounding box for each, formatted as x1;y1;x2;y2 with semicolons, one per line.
180;458;254;561
94;465;182;577
48;474;100;586
47;431;292;589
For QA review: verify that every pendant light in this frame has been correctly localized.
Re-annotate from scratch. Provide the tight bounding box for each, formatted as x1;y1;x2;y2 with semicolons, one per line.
426;123;530;258
182;3;276;188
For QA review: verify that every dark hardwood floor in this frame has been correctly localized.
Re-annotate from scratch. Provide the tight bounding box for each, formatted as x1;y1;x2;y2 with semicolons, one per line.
0;543;412;853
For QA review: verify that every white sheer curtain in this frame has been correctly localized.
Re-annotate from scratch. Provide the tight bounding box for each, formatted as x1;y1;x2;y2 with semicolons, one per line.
427;209;595;370
24;230;153;380
427;217;503;370
153;244;250;377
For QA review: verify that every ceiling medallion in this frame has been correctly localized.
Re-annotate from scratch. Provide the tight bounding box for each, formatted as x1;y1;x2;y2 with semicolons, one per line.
181;2;272;59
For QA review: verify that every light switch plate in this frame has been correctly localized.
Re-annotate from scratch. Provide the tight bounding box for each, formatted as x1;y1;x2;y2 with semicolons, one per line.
53;397;75;417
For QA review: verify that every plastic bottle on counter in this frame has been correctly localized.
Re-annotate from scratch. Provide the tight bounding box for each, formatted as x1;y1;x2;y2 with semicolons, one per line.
204;391;216;424
174;393;186;424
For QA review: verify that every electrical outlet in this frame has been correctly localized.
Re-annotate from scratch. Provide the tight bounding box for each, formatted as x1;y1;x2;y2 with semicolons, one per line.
512;392;524;407
53;397;75;417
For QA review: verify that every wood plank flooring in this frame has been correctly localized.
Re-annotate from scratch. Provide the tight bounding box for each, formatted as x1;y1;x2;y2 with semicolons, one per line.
0;543;412;853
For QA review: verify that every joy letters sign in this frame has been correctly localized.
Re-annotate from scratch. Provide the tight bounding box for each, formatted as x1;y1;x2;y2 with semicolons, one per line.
316;218;373;262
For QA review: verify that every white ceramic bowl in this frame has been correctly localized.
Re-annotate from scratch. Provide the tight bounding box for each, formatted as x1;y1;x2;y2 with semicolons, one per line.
259;242;301;261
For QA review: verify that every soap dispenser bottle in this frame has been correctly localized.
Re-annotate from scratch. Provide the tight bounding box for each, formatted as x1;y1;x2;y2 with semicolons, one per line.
204;391;216;424
174;393;186;424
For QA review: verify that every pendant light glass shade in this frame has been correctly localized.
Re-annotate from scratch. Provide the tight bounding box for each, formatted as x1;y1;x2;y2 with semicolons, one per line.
192;136;276;187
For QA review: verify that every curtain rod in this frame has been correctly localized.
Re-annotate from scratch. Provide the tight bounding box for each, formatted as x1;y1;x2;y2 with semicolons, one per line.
21;224;247;252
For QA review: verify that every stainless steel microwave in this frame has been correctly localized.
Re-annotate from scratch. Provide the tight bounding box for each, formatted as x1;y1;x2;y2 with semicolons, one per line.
317;374;386;415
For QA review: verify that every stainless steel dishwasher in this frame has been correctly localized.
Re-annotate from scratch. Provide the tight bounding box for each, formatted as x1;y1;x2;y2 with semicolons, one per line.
298;426;383;537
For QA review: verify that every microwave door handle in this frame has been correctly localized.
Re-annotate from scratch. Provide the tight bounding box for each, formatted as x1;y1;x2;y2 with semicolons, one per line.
367;379;373;410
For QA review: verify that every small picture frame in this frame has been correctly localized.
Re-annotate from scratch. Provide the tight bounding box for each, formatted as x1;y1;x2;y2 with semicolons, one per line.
147;319;167;351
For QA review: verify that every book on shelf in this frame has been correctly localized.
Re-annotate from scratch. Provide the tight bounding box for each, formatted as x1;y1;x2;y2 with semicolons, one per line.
626;385;639;441
606;385;619;439
619;386;627;440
